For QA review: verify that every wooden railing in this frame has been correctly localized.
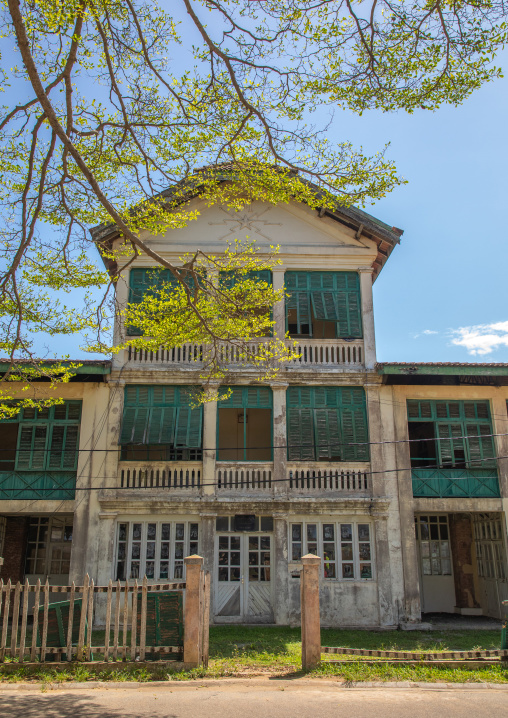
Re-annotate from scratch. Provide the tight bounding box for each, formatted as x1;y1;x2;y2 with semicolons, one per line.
0;557;210;666
216;463;273;492
287;464;370;494
118;462;202;491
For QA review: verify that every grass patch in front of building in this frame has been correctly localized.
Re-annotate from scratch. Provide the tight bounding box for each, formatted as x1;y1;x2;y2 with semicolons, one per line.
0;625;506;683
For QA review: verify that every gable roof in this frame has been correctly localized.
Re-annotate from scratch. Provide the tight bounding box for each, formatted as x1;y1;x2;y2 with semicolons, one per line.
91;165;404;280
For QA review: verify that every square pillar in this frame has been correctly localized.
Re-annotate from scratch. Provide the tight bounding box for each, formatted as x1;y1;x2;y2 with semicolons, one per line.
272;268;286;340
271;382;288;496
112;268;130;370
202;397;217;496
273;513;289;624
199;514;216;620
358;267;376;370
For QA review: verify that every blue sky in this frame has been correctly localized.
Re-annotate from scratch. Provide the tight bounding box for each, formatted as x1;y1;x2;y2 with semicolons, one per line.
21;17;508;364
352;51;508;363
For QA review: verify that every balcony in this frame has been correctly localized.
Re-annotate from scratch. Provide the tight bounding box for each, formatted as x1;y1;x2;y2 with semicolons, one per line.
117;462;202;493
0;471;76;500
216;463;273;494
123;338;364;371
411;469;500;498
287;463;371;496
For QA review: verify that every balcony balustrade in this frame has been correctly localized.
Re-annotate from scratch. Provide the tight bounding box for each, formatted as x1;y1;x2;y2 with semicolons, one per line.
123;338;364;370
411;468;500;498
215;463;273;493
117;461;202;492
287;463;371;495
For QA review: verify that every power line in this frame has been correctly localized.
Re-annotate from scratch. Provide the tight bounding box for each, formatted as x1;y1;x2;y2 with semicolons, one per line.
0;451;504;492
0;430;506;455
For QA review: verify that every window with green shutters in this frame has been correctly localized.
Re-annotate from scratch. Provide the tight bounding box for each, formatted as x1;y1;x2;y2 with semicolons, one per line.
285;271;362;339
120;385;203;461
127;268;180;336
407;400;496;470
219;269;272;288
217;387;273;461
0;402;82;500
286;387;369;462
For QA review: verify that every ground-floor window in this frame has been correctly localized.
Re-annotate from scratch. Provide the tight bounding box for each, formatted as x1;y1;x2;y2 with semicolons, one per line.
474;514;507;580
414;515;451;576
115;520;199;581
289;520;373;580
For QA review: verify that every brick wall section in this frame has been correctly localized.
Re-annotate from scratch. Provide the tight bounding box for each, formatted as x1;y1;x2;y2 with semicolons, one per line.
0;517;29;583
449;513;479;609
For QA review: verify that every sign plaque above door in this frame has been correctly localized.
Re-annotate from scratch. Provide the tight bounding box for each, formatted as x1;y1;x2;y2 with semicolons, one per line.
233;515;257;532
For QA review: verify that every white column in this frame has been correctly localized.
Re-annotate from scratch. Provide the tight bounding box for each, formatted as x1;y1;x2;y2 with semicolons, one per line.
271;268;286;340
273;513;289;624
358;267;376;370
70;382;111;584
202;397;217;496
490;396;508;554
271;383;288;496
112;269;130;370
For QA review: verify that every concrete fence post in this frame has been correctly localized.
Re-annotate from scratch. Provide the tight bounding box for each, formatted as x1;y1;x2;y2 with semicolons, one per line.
301;554;321;670
184;555;204;667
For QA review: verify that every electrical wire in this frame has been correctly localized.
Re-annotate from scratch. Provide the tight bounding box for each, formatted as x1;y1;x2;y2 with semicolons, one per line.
0;451;504;492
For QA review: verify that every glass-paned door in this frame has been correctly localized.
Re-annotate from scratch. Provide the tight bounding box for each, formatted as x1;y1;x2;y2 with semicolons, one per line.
215;534;273;622
24;516;73;605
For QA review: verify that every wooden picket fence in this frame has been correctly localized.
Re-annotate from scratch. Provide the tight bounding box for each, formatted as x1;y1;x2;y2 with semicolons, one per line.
0;556;210;666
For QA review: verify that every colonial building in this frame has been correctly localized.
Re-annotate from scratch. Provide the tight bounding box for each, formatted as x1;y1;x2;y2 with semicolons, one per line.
1;192;507;626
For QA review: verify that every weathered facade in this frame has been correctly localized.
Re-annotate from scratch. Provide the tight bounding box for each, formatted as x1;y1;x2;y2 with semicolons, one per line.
1;197;507;626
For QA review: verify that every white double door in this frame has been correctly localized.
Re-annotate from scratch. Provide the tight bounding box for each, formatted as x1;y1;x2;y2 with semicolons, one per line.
215;533;273;623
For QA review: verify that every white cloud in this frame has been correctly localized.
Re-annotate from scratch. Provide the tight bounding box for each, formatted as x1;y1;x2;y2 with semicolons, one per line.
450;322;508;356
412;329;439;339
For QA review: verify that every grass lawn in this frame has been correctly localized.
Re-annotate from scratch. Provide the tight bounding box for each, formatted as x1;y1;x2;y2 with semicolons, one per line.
0;625;507;684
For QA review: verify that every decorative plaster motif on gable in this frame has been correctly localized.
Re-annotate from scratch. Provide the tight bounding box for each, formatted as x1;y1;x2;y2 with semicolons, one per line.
208;205;281;241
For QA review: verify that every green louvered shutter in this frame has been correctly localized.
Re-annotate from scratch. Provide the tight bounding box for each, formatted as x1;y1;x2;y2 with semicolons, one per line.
62;425;79;469
285;272;311;333
466;423;495;468
127;268;177;336
314;409;342;460
340;387;369;461
437;423;465;466
310;272;339;321
16;425;48;470
187;408;202;449
353;408;369;460
336;272;362;338
341;409;357;461
287;407;315;460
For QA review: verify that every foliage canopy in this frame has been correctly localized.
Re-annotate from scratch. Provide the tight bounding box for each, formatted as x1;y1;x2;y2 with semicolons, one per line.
0;0;505;410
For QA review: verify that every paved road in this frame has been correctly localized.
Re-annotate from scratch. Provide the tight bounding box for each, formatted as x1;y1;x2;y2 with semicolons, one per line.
1;680;507;718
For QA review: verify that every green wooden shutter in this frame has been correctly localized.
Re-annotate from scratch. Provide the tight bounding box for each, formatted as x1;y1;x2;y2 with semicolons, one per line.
339;387;369;461
285;272;311;333
127;268;177;336
436;423;465;466
287;408;315;460
314;409;341;460
335;272;362;338
219;386;272;408
62;425;79;470
466;423;495;468
341;409;357;461
187;408;202;448
48;426;65;469
16;425;48;470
